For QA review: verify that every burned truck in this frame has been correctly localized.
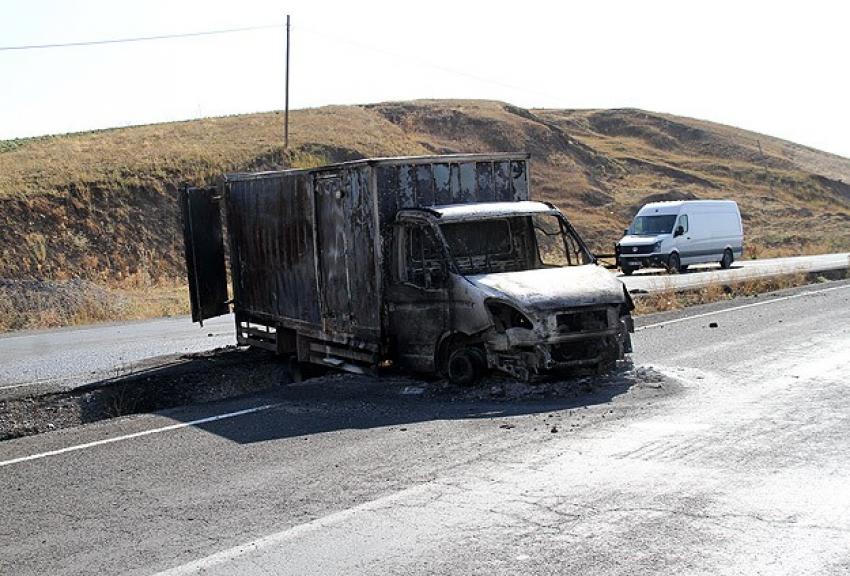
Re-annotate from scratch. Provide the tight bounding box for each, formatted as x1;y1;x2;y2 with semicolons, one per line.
180;153;634;384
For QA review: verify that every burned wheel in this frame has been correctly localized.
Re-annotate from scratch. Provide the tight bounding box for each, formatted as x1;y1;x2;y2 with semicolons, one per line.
445;347;484;386
596;338;621;375
288;357;325;383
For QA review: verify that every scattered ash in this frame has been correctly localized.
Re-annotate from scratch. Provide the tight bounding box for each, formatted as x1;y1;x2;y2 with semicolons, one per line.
425;362;669;402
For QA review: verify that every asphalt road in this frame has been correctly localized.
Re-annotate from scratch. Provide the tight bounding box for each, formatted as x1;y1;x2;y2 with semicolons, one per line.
0;315;234;398
620;251;850;292
2;253;847;400
2;279;849;575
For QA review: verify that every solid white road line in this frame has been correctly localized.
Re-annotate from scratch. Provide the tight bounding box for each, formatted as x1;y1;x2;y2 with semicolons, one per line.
151;482;435;576
0;403;278;468
636;283;850;332
0;382;45;391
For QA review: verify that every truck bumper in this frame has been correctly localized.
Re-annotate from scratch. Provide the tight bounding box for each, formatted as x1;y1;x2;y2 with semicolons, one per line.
618;253;667;270
487;316;633;381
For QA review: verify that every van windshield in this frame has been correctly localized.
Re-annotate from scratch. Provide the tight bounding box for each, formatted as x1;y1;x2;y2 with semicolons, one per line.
630;214;677;235
439;214;591;275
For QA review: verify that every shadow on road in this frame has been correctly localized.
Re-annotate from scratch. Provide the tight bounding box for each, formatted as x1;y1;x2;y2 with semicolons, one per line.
2;345;655;443
176;362;647;445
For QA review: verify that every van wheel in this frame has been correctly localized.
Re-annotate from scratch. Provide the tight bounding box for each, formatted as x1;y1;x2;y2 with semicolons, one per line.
667;253;681;274
445;347;484;386
720;249;733;269
621;265;634;276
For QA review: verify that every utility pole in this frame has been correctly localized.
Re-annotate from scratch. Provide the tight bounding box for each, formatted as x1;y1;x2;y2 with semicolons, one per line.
284;14;290;166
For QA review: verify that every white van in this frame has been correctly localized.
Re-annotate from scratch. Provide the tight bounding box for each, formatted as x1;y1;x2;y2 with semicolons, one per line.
616;200;743;275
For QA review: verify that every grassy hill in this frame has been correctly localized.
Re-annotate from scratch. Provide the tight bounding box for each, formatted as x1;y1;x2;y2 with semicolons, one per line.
1;99;849;328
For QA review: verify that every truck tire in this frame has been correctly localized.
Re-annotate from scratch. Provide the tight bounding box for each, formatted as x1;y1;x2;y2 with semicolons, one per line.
445;347;484;386
288;357;325;383
621;265;635;276
720;248;733;269
667;252;681;274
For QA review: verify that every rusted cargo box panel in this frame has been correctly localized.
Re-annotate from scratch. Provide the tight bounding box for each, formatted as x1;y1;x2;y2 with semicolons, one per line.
372;156;529;286
226;175;321;324
312;167;381;335
373;157;529;223
179;186;229;324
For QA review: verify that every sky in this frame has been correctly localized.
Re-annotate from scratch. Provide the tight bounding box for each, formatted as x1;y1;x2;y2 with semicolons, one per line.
1;0;849;158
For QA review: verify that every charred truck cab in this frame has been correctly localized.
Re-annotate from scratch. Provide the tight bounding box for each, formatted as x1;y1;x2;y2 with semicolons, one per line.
181;153;634;384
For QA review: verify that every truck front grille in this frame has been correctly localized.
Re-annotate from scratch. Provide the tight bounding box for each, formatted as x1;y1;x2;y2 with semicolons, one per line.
619;244;655;255
550;339;604;362
556;308;610;333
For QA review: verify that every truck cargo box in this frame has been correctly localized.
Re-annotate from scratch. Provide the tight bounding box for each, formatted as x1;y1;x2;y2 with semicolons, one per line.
181;153;532;370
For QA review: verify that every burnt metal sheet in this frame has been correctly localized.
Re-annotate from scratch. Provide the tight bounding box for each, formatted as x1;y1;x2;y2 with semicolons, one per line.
476;162;495;201
374;157;530;219
494;161;512;202
179;185;229;324
511;160;528;201
315;174;352;332
415;164;435;206
345;168;381;331
398;164;415;208
433;163;452;205
226;174;321;325
458;162;476;203
312;168;382;334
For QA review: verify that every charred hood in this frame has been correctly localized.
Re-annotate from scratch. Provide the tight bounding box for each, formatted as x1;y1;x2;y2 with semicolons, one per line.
468;265;626;311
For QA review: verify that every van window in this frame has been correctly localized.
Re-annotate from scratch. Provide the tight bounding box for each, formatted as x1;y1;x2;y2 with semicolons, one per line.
630;214;677;235
678;214;689;232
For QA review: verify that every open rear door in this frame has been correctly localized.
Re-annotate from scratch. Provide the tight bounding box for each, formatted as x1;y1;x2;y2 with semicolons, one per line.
179;185;229;325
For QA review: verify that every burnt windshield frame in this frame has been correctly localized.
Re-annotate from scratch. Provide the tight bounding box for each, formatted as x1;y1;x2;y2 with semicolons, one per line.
533;213;588;267
434;211;595;276
553;214;595;267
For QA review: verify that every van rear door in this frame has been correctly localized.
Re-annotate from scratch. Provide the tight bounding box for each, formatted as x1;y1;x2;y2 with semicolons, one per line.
179;185;229;324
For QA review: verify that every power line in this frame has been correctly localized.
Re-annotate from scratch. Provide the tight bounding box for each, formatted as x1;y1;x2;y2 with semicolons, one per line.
0;18;560;105
0;24;282;52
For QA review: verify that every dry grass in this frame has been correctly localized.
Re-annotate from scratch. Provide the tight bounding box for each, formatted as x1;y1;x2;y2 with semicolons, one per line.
0;276;188;332
2;100;848;283
632;271;846;316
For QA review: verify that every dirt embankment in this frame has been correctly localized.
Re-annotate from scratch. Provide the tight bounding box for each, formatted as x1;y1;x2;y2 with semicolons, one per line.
3;100;850;285
2;100;849;330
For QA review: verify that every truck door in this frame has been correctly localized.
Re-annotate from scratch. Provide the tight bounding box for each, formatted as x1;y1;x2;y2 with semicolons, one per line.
179;185;229;325
385;224;450;372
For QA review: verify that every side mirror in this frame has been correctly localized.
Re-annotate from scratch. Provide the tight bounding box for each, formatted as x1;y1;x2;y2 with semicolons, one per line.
674;225;684;237
623;229;629;236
